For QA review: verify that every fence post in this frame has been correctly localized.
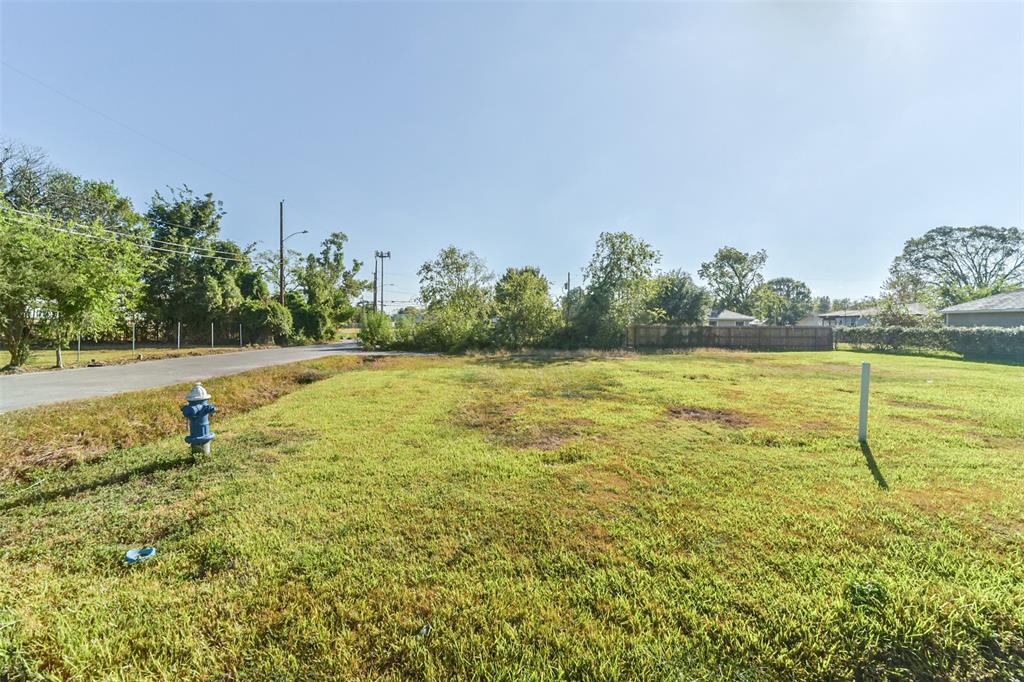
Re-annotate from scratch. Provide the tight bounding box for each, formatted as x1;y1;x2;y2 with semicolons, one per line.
132;322;136;352
211;322;214;349
239;323;243;347
858;362;871;442
177;322;181;350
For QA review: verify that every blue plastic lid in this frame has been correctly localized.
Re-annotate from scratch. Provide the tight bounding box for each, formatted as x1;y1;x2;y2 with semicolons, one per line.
124;547;157;564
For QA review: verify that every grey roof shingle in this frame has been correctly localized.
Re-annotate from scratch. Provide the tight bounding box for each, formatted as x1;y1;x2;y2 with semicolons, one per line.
820;302;931;318
710;309;755;321
939;290;1024;314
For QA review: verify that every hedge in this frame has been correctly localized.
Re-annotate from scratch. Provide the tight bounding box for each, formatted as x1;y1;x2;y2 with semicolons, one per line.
834;325;1024;363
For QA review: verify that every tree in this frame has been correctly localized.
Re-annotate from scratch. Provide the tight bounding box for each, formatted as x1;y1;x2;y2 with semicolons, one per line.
239;299;292;344
418;246;493;312
813;296;831;313
0;207;143;368
1;140;145;234
142;187;250;339
411;247;495;351
291;232;364;340
358;310;394;350
750;277;812;325
493;267;559;349
649;270;710;324
889;226;1024;306
573;232;660;347
698;247;767;314
0;139;52;210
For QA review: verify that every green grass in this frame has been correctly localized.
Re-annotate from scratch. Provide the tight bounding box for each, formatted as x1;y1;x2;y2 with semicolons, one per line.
0;355;369;479
5;346;263;372
1;350;1021;680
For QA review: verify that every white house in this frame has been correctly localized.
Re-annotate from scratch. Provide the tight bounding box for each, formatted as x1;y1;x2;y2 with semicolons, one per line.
709;309;756;327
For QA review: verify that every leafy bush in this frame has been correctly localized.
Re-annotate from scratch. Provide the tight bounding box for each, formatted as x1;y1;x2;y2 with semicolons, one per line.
394;307;490;353
835;326;1024;362
358;311;394;350
240;300;293;344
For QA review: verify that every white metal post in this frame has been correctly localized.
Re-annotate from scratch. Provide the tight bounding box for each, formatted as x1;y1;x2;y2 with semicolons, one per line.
177;322;181;350
858;362;871;442
211;322;214;349
132;322;136;352
239;323;243;347
77;333;81;363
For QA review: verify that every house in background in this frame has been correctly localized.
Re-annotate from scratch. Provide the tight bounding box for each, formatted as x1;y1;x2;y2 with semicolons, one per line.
795;313;825;327
939;291;1024;327
819;303;930;327
709;309;756;327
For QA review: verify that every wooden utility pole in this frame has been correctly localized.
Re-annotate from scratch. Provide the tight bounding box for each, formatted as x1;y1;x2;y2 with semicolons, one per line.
374;250;391;313
279;200;285;305
372;258;378;312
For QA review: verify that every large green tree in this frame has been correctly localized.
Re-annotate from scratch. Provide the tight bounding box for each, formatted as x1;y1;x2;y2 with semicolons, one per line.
649;270;710;324
0;207;143;368
698;247;767;314
1;139;144;233
291;232;365;340
889;226;1024;305
142;187;249;338
414;247;494;351
574;232;661;347
750;277;813;325
493;267;559;349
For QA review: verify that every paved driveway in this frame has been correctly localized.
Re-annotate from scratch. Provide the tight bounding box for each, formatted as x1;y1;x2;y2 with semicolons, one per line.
0;341;389;413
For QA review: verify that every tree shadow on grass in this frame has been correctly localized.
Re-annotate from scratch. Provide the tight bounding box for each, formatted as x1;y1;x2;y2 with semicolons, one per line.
860;441;889;490
0;455;195;511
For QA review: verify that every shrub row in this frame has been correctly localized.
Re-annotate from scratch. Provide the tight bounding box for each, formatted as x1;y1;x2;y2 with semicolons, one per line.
834;325;1024;363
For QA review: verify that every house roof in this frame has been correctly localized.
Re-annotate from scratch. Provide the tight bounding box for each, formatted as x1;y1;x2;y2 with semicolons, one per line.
820;302;931;318
820;308;877;319
710;309;755;321
939;290;1024;314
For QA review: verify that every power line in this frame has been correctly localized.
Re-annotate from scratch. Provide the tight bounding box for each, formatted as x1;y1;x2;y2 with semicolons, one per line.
4;211;245;261
3;206;242;257
3;211;248;263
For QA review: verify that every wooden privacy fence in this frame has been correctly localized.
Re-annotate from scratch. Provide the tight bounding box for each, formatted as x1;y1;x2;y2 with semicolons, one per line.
627;325;834;351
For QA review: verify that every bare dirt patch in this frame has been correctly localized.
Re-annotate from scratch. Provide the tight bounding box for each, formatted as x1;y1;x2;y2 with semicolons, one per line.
456;400;594;451
666;405;752;428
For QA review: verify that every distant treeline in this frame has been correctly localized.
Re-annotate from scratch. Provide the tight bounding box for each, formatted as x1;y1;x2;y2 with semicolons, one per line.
2;137;1021;363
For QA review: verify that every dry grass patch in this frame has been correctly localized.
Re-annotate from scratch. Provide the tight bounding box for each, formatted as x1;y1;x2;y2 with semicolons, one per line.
455;399;594;451
665;405;752;428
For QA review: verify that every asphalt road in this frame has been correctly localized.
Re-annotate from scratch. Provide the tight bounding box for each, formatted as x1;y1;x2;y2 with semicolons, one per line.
0;341;387;413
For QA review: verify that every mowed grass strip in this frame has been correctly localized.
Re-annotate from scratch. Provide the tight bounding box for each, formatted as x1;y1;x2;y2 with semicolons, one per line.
0;351;1022;680
4;345;269;373
0;354;384;479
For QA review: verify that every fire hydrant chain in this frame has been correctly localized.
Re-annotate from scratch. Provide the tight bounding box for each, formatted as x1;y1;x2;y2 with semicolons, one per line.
181;382;217;456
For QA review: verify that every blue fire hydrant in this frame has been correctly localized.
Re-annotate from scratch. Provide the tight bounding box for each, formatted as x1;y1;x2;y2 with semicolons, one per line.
181;382;216;455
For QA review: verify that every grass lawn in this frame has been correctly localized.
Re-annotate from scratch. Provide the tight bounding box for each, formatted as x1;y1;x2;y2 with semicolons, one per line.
4;346;262;372
1;350;1021;679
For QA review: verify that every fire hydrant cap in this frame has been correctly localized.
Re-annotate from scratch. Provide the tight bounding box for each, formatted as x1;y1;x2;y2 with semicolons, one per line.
185;382;211;402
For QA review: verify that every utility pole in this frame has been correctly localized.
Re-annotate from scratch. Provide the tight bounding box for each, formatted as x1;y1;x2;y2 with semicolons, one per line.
279;200;285;305
372;258;378;312
564;272;572;316
375;250;391;313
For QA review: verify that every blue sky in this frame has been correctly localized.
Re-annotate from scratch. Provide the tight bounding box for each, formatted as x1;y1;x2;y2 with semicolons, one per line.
2;1;1022;309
